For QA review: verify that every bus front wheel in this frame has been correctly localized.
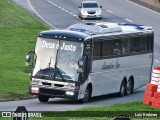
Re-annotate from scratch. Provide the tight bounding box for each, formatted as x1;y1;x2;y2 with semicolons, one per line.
38;95;49;102
81;86;91;103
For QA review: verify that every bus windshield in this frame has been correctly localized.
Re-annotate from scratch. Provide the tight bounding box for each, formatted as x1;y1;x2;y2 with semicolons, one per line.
33;37;84;81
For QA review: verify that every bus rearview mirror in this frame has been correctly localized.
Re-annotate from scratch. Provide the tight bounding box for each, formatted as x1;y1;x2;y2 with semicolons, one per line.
77;56;86;73
25;51;34;67
77;67;83;73
78;56;86;67
26;54;31;66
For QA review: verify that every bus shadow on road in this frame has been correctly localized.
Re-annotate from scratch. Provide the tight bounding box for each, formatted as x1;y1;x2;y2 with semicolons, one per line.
47;88;144;105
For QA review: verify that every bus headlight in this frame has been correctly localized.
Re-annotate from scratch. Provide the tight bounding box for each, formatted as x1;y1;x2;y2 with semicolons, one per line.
31;79;41;85
66;91;74;96
65;83;75;89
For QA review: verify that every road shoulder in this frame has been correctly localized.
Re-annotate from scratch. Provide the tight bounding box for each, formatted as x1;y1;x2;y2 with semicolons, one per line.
129;0;160;13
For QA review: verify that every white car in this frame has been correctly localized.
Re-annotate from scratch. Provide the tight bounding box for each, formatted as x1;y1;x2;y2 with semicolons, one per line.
78;1;102;19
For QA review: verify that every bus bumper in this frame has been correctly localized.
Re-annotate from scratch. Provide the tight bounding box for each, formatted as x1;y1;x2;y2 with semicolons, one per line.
29;86;79;100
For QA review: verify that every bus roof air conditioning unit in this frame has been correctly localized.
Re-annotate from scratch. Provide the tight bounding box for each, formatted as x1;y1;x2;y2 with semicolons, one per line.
68;22;122;33
68;23;102;33
96;22;122;33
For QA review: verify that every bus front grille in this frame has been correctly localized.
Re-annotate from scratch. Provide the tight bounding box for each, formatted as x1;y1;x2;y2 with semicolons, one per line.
39;88;65;96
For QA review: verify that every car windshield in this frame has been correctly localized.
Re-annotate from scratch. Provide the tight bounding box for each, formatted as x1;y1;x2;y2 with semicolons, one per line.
32;37;84;81
83;3;99;8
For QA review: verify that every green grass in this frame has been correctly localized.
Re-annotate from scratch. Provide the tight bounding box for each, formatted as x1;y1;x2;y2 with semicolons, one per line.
0;0;49;100
77;101;160;111
40;101;160;120
0;101;159;120
27;101;160;120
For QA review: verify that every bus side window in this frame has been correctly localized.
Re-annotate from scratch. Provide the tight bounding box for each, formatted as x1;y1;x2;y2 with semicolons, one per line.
131;37;140;53
122;39;130;55
147;35;153;52
140;36;147;52
102;40;113;57
93;41;102;57
112;39;122;56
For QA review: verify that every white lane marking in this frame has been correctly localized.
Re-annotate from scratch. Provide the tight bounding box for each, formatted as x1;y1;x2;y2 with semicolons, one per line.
69;12;73;15
61;8;65;11
106;10;113;14
106;9;134;23
46;0;78;19
63;9;69;13
125;18;134;23
27;0;55;28
126;0;160;15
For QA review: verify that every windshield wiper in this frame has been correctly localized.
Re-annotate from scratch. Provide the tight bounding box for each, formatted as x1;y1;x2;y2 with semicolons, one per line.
55;66;65;82
48;56;52;68
54;41;65;82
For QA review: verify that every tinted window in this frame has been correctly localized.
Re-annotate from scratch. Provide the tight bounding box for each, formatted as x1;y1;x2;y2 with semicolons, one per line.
113;39;122;56
140;37;147;52
131;37;140;53
102;40;113;56
122;39;130;55
130;36;153;53
93;41;102;56
92;34;153;58
147;35;153;51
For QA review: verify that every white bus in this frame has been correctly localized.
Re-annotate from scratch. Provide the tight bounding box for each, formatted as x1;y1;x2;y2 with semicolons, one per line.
26;22;154;103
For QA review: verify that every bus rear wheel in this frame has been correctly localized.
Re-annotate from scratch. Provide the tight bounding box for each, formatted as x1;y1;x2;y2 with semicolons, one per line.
126;79;134;95
118;81;126;97
38;95;49;102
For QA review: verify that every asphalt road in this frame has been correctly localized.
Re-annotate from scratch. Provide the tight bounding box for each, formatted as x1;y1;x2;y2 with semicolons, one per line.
0;0;160;112
0;87;144;111
30;0;160;57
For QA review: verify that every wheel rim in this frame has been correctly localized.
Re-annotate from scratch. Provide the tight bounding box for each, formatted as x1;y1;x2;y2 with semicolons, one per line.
83;87;90;102
119;82;126;97
121;84;125;95
127;80;132;94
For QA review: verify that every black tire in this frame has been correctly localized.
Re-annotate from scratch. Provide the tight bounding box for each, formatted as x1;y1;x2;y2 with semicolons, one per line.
126;79;134;95
98;17;102;20
78;13;82;19
118;81;126;97
38;95;49;102
80;16;83;20
81;86;91;103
